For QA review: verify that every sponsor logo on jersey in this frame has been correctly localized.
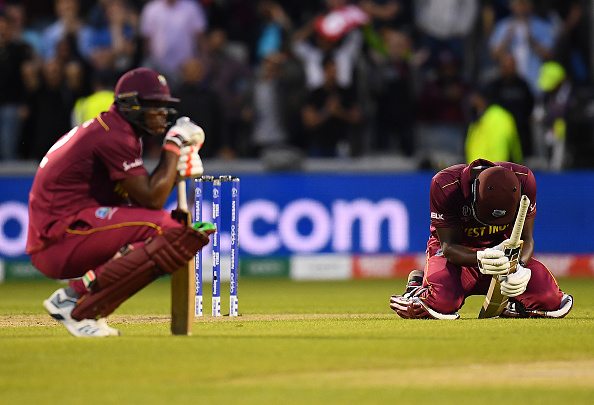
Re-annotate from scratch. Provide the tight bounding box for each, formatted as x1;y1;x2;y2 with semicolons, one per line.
431;212;444;220
123;158;143;171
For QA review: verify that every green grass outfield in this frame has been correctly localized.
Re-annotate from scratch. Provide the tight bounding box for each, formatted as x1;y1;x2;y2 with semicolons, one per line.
1;277;593;404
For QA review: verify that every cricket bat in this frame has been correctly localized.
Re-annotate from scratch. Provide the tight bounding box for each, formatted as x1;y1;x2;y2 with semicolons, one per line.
170;179;194;335
478;195;530;319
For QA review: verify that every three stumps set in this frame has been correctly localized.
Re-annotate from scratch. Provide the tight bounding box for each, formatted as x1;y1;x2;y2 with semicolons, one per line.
194;175;240;317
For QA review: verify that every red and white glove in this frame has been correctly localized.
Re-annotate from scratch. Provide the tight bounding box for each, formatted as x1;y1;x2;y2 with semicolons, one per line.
164;117;205;148
177;144;203;179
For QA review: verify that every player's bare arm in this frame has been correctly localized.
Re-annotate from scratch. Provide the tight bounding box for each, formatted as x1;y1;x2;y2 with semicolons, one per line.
120;116;205;209
120;151;178;209
435;226;478;267
519;216;535;263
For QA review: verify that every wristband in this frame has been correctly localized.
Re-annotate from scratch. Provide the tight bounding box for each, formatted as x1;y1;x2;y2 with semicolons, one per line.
162;143;181;156
165;133;183;148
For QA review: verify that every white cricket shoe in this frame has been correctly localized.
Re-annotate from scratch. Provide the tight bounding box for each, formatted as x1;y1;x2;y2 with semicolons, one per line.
43;288;117;338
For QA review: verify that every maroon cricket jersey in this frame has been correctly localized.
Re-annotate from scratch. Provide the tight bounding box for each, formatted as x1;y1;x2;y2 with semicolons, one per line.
428;159;537;251
27;105;148;253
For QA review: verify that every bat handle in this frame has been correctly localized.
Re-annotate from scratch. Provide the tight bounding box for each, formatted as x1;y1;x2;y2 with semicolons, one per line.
177;179;188;212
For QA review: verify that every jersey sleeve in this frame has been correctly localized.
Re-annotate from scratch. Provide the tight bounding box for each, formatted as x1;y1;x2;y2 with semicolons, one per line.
429;177;461;228
522;168;537;219
95;132;148;181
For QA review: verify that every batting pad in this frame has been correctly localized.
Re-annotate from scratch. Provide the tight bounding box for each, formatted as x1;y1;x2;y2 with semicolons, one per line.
71;225;211;320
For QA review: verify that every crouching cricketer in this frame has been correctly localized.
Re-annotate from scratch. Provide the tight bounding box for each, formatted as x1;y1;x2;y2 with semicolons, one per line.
390;158;573;319
27;68;214;337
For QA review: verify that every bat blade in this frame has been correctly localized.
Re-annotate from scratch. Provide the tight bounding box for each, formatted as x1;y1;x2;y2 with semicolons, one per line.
171;180;194;335
478;195;530;319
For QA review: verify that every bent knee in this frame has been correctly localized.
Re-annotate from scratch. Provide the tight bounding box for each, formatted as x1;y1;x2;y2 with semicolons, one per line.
532;290;563;311
422;288;464;314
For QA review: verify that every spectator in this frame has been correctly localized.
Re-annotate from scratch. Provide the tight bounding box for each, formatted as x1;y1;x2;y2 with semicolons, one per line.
476;0;511;77
534;61;572;170
139;0;207;85
465;87;523;164
368;28;417;156
255;1;292;62
71;69;116;126
277;0;321;29
53;33;93;97
204;28;253;158
481;0;513;35
41;0;94;62
244;52;291;157
358;0;413;32
87;0;139;75
291;1;366;90
489;0;555;95
0;10;34;160
21;59;77;160
417;49;471;124
172;57;224;159
301;55;363;157
206;0;260;64
543;0;590;84
413;0;479;73
416;49;471;161
486;53;534;157
4;2;44;58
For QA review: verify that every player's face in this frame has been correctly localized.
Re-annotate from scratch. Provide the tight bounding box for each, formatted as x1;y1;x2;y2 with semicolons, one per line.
142;100;170;136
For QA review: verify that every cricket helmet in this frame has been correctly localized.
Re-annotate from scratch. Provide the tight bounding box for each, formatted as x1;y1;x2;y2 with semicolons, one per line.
114;68;179;136
472;166;521;225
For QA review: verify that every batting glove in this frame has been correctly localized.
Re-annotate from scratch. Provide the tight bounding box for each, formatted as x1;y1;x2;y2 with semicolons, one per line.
477;249;512;276
164;117;205;148
177;145;203;179
499;263;531;297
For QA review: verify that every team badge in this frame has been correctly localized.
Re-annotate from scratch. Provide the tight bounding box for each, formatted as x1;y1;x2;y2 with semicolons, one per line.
95;207;118;219
96;207;111;218
492;209;506;218
158;75;167;86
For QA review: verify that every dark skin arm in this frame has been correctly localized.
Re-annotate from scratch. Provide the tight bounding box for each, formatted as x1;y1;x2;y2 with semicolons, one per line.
435;216;535;267
119;146;179;210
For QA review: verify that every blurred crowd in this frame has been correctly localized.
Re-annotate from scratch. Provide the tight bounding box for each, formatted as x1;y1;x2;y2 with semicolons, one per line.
1;0;593;170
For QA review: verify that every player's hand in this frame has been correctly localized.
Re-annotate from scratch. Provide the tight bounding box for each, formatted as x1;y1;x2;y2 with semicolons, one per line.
499;263;531;297
164;117;205;148
177;144;203;179
477;249;512;276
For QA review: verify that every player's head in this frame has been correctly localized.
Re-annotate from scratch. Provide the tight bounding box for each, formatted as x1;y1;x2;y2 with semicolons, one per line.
472;166;521;226
114;68;179;136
